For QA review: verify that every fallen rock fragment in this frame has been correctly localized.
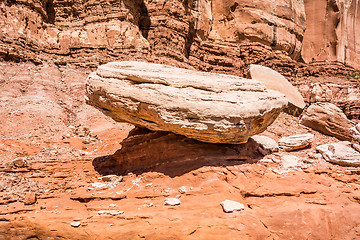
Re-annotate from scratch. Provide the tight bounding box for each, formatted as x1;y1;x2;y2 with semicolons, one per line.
248;64;305;116
86;61;288;144
97;210;124;216
12;157;27;168
24;192;37;205
220;200;245;213
301;102;353;141
70;222;81;228
164;198;181;206
316;141;360;167
178;186;187;194
250;135;279;154
278;133;314;151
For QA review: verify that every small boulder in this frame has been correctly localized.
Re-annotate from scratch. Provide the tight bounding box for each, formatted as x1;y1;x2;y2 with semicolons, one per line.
220;200;245;213
278;133;314;151
70;222;81;228
248;64;305;116
24;192;37;205
12;157;27;168
250;135;279;154
316;141;360;167
164;198;181;206
300;102;353;141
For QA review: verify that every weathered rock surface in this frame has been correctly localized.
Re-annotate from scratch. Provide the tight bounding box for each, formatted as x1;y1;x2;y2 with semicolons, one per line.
316;141;360;167
86;61;288;144
300;102;353;141
209;0;306;60
350;123;360;143
278;133;314;151
109;127;265;176
302;0;360;69
295;76;360;119
248;64;306;116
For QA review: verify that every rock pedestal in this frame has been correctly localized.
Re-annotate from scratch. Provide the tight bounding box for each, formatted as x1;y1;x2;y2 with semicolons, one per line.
109;127;265;176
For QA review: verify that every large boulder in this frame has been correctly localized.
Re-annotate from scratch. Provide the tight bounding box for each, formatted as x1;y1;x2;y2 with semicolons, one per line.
300;102;353;141
86;61;288;144
248;64;306;116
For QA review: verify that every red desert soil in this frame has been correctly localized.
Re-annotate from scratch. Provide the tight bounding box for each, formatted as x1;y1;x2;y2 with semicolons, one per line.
1;62;360;239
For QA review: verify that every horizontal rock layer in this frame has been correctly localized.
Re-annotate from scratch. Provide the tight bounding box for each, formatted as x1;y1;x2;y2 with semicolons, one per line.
86;61;288;144
1;0;358;70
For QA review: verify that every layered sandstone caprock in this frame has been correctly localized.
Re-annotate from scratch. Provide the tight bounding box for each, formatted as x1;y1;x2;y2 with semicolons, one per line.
86;61;288;144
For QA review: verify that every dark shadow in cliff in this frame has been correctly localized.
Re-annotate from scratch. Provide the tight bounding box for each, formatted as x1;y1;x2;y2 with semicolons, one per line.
92;127;266;178
184;0;197;58
124;0;151;39
45;0;55;24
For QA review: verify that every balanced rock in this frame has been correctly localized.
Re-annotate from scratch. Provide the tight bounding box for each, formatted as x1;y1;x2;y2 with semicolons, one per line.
278;133;314;151
86;61;288;144
248;65;305;116
300;102;353;141
316;141;360;167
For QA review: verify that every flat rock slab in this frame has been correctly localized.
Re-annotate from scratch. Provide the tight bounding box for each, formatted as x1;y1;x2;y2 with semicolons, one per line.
86;61;287;144
316;141;360;167
248;64;305;116
278;133;314;151
301;102;353;141
220;200;245;213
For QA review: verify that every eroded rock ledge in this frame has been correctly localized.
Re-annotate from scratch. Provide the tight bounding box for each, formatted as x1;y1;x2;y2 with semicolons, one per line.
86;61;288;144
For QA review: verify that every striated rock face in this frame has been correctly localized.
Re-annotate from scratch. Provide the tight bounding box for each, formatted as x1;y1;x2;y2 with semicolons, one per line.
86;61;288;144
302;0;360;69
209;0;306;60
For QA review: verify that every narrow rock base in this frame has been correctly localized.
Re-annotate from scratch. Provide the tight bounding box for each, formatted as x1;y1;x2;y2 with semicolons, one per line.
108;128;264;176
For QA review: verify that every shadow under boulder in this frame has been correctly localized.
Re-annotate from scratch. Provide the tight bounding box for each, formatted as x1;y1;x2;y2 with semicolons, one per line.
93;127;266;177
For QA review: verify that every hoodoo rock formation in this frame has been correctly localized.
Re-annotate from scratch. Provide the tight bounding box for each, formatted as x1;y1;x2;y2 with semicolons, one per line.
86;61;288;144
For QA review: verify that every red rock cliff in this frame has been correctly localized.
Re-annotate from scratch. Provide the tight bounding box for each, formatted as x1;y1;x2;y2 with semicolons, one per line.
0;0;359;71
